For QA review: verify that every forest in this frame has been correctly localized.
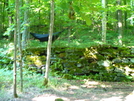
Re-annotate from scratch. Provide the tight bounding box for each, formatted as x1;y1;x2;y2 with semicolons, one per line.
0;0;134;101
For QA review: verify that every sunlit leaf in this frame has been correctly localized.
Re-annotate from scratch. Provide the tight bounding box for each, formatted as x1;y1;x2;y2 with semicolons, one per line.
90;0;100;3
81;13;92;26
85;18;92;26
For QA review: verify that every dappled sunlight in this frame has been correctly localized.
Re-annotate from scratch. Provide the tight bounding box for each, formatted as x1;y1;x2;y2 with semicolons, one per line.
84;47;98;59
1;0;134;101
81;81;100;88
25;45;134;81
29;56;42;66
51;81;80;92
98;90;134;101
69;85;80;90
125;66;134;76
1;71;134;101
75;41;81;46
62;82;80;89
83;80;99;85
100;96;123;101
26;55;46;67
98;60;111;67
31;80;134;101
125;90;134;101
7;43;14;52
94;41;103;44
81;80;112;88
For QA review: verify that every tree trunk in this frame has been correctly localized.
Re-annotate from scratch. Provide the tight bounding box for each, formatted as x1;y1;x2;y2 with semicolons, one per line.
130;0;134;26
117;0;123;45
44;0;54;86
18;0;23;92
0;1;2;33
13;0;20;98
5;0;14;40
22;0;29;49
102;0;107;43
123;0;127;30
13;26;18;98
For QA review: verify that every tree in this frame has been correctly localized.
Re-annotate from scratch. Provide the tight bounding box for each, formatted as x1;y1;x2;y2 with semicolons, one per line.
123;0;127;30
6;0;14;40
13;0;20;98
102;0;107;43
22;0;30;49
18;0;23;92
130;0;134;26
117;0;123;45
44;0;54;86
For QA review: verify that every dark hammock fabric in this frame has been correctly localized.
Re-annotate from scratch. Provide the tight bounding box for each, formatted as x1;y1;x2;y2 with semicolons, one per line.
30;29;67;42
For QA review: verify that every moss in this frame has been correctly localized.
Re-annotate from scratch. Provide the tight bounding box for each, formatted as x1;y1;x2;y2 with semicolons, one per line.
24;45;134;81
55;98;64;101
58;53;66;58
62;74;73;79
26;55;46;67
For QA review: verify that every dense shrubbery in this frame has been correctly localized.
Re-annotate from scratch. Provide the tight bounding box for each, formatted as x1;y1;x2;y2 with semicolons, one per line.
1;42;134;82
25;45;134;81
0;44;14;69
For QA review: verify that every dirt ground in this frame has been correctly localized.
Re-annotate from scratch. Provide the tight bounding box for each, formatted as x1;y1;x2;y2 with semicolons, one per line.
1;80;134;101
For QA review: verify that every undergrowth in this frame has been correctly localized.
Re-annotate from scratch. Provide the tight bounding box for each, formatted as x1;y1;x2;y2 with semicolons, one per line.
0;30;134;87
0;68;75;97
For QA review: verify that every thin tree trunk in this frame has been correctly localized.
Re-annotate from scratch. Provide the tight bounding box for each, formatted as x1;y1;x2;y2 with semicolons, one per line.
13;0;19;97
123;0;127;30
2;1;6;30
130;0;134;26
13;27;18;98
8;15;14;40
117;0;123;45
5;0;14;40
0;2;2;32
18;0;23;92
22;0;29;49
102;0;106;43
44;0;54;86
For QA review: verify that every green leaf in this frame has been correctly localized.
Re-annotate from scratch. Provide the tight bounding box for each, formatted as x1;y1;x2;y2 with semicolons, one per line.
85;18;92;26
90;0;100;3
81;13;92;26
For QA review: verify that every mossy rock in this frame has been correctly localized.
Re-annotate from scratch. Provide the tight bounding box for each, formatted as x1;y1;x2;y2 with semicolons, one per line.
62;74;73;79
24;45;134;81
58;53;66;58
55;98;64;101
25;47;46;55
130;64;134;68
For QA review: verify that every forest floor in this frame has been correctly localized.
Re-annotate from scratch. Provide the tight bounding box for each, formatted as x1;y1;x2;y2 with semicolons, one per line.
1;79;134;101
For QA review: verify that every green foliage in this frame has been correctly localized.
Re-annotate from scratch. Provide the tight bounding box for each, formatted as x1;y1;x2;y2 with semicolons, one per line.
1;0;134;84
3;24;14;36
48;46;134;81
0;43;14;69
24;34;134;82
21;70;44;88
0;69;13;97
27;40;47;48
0;68;45;99
0;69;13;99
81;13;92;26
55;98;64;101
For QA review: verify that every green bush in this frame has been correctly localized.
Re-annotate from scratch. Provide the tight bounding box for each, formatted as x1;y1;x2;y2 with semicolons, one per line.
0;44;14;69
